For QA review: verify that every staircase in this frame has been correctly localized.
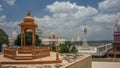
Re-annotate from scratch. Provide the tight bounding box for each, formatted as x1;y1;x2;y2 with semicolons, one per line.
15;51;33;60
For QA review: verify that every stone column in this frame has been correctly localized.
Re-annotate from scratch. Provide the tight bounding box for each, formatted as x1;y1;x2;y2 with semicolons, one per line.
23;30;26;46
56;43;60;60
34;29;36;46
21;29;23;46
32;28;35;46
0;62;1;68
50;42;53;51
107;54;109;58
114;54;116;58
82;25;88;47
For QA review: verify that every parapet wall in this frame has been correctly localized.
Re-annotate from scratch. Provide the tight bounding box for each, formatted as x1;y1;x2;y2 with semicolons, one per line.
62;55;92;68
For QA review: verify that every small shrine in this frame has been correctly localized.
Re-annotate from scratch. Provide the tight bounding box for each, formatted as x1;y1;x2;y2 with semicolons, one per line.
3;11;61;62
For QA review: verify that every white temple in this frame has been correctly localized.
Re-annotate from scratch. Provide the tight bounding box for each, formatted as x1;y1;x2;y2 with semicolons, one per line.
9;29;18;45
36;28;42;36
39;32;66;45
76;36;80;42
76;25;112;56
82;25;88;47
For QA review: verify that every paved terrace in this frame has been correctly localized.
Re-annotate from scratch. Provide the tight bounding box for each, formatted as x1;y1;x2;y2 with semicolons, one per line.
0;53;91;68
92;62;120;68
0;52;61;63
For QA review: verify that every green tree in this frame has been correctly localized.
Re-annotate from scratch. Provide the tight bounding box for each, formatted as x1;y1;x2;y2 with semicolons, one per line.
60;42;78;53
0;28;9;51
14;32;41;46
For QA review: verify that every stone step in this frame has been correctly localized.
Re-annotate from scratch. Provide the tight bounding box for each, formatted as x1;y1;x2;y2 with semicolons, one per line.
17;54;32;56
15;56;32;60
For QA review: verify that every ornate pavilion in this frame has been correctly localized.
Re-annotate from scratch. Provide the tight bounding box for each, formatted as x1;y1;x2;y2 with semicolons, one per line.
3;11;61;61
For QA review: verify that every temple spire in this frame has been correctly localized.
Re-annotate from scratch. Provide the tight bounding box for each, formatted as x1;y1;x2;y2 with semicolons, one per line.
82;24;88;47
27;10;31;16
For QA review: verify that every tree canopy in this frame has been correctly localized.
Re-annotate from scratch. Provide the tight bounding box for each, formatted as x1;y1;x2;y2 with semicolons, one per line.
14;31;41;46
59;42;78;53
0;28;9;51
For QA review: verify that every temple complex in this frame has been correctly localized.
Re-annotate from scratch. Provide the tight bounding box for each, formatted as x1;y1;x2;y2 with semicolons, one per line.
39;32;66;45
76;25;112;57
0;11;92;68
107;17;120;58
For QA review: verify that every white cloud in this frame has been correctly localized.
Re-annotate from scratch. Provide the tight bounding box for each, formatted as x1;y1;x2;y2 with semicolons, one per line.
1;1;120;40
4;0;16;5
47;1;98;18
0;15;19;36
0;4;3;11
93;13;117;23
0;15;6;22
99;0;120;12
33;1;98;40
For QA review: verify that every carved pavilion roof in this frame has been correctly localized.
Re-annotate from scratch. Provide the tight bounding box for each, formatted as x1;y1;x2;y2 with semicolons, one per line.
19;11;37;27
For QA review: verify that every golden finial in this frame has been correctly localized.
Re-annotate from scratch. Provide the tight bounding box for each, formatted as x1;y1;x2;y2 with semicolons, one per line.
27;10;31;16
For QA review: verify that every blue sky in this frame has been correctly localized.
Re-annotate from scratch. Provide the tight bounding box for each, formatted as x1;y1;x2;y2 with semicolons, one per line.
0;0;103;21
0;0;120;41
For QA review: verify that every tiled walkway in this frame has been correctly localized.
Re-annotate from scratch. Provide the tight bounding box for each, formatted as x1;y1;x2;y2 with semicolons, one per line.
92;62;120;68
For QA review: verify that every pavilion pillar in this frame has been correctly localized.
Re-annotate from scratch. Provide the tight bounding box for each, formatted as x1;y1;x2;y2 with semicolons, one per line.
56;43;60;60
114;54;116;58
0;62;1;68
23;30;26;46
21;29;23;46
32;28;35;46
107;54;109;58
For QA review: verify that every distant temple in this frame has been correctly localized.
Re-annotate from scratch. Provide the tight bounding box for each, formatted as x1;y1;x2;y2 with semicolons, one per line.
8;29;18;45
39;32;66;45
76;25;112;57
82;24;88;47
107;17;120;58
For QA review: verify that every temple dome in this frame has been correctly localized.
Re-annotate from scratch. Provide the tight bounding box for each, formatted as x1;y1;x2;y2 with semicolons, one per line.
12;30;18;38
50;32;55;35
114;17;120;32
50;32;56;39
23;11;34;22
19;11;37;27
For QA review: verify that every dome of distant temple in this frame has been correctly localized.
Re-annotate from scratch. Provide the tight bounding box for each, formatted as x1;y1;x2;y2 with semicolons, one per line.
114;17;120;32
12;29;18;38
50;32;56;39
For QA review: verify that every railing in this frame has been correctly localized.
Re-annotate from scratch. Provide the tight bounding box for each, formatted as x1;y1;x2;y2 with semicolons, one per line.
18;46;32;54
32;46;50;59
3;46;50;59
61;55;91;68
4;48;17;59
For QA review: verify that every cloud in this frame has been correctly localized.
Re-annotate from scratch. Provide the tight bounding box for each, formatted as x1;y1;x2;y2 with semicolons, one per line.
4;0;16;5
99;0;120;12
93;13;118;23
42;1;120;40
33;1;98;40
0;4;3;11
0;15;19;36
1;1;120;40
0;15;6;22
47;1;98;18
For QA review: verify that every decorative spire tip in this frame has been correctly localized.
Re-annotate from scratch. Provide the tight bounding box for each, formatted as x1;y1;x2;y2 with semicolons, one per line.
27;10;31;16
